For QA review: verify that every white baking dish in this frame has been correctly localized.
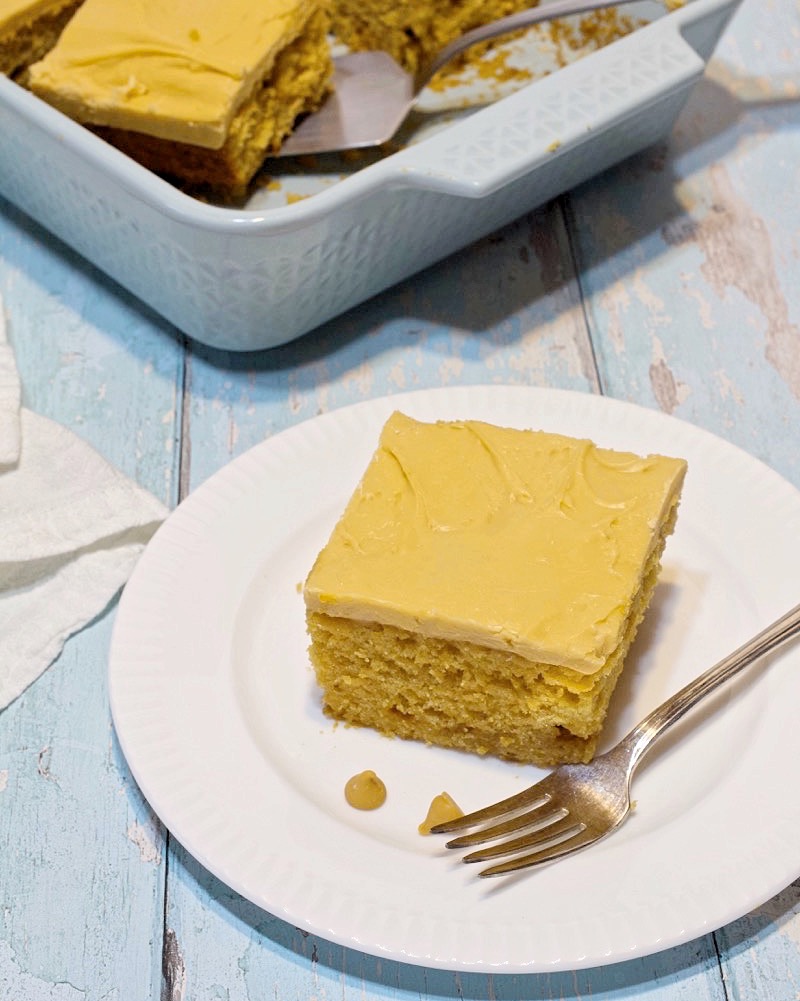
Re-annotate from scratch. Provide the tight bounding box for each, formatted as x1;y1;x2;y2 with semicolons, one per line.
0;0;740;352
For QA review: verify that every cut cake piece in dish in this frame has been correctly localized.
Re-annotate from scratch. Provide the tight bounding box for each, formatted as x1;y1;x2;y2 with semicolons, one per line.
304;411;687;767
0;0;82;77
331;0;541;73
26;0;332;199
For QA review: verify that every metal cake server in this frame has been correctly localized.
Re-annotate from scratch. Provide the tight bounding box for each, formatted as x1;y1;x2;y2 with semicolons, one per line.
430;601;800;877
276;0;651;157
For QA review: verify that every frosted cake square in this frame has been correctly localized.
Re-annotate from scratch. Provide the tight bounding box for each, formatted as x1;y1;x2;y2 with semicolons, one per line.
26;0;332;198
304;411;686;766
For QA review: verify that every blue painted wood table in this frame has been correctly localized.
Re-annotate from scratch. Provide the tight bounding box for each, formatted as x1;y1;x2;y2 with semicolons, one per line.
1;0;799;997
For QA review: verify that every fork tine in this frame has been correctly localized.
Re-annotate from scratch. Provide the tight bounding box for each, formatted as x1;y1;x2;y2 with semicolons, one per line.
461;814;585;863
477;829;600;878
429;782;553;835
443;804;567;850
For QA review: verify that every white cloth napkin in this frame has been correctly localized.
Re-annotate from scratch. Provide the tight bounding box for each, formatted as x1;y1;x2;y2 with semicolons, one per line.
0;299;168;709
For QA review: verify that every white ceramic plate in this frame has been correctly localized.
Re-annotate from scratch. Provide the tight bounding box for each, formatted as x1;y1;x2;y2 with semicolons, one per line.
109;386;800;972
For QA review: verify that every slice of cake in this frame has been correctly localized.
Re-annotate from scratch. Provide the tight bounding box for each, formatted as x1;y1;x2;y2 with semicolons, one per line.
304;411;687;767
0;0;82;77
331;0;540;74
26;0;332;198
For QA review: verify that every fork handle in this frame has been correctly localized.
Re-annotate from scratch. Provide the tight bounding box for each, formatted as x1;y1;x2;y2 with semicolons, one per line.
620;602;800;772
413;0;646;93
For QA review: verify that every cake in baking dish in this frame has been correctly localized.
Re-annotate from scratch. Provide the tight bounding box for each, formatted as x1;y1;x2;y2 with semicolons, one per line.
0;0;82;76
304;411;686;767
26;0;332;198
330;0;542;73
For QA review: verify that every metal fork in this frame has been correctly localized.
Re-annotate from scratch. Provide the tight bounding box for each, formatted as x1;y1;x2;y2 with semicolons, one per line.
432;601;800;877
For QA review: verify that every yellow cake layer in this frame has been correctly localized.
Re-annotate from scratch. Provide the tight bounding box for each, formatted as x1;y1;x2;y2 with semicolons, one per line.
304;412;686;766
331;0;541;73
0;0;81;76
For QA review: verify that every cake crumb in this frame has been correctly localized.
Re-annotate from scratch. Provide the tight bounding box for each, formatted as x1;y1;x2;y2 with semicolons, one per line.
429;38;533;92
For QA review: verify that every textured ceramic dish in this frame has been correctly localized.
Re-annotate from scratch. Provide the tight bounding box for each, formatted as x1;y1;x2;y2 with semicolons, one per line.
0;0;740;351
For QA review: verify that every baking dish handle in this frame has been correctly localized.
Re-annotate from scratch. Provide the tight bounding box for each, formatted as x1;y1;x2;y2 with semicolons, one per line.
390;1;737;199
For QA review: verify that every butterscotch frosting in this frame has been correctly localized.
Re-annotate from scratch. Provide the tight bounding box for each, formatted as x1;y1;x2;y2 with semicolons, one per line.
304;412;687;674
27;0;319;147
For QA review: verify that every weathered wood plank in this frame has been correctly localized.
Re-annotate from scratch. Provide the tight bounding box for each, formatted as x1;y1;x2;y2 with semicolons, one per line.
716;880;800;1001
0;199;182;1000
567;6;800;488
